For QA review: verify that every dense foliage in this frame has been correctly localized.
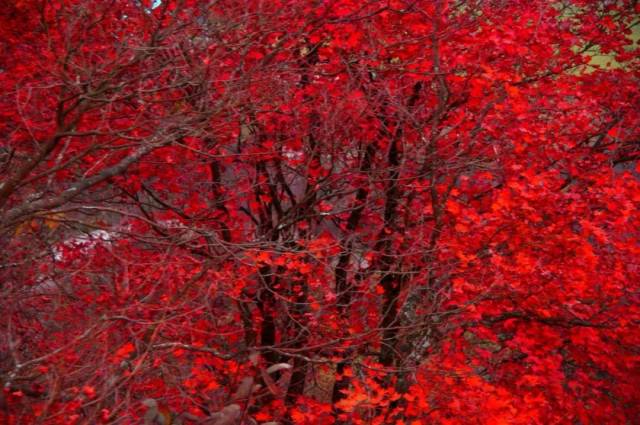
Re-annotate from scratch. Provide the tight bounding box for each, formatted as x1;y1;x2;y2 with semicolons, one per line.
1;0;639;423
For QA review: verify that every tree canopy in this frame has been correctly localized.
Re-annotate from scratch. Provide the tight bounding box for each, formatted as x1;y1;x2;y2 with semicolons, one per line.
1;0;639;424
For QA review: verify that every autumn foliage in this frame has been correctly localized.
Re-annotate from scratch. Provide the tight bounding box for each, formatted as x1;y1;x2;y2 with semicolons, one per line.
1;0;639;424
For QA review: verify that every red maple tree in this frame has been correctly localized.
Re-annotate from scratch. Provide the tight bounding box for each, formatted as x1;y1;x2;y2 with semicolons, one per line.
1;0;639;424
